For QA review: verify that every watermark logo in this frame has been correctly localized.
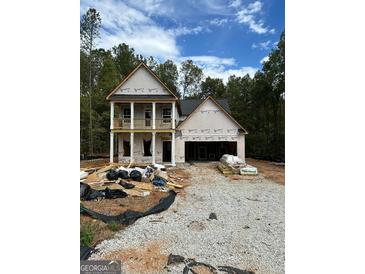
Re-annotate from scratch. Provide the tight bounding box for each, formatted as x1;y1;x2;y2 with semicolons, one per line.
80;260;122;274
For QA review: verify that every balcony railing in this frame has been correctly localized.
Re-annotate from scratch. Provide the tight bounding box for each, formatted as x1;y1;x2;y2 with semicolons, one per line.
113;118;173;129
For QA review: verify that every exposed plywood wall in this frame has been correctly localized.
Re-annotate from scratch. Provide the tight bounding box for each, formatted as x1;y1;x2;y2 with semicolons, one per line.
115;66;171;96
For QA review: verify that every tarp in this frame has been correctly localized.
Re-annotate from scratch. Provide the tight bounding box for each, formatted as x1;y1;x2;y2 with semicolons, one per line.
80;190;176;225
80;246;95;260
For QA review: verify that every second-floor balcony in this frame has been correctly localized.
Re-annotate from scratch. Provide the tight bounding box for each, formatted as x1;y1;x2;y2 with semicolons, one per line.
113;118;174;130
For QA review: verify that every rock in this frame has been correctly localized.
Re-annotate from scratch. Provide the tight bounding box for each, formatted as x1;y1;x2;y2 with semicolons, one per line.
209;213;217;220
167;254;185;265
244;225;250;229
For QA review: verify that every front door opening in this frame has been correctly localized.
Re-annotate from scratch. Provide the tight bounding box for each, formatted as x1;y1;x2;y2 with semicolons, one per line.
163;141;171;162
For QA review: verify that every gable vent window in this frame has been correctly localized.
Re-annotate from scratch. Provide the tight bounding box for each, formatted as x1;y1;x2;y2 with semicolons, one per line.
163;108;171;123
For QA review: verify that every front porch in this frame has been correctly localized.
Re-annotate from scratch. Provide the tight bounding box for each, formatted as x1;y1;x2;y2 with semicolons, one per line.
110;131;176;166
110;101;176;130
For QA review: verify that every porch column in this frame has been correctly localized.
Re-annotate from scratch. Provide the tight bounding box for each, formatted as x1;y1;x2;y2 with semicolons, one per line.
130;102;134;129
172;101;176;129
171;132;176;166
152;102;156;129
110;132;114;163
130;132;134;162
110;102;114;129
152;132;156;165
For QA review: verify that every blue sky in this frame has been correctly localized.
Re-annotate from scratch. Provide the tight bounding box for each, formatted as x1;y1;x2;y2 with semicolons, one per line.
80;0;284;82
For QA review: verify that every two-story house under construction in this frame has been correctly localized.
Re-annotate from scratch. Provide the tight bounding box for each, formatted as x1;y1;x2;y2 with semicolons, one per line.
107;62;247;165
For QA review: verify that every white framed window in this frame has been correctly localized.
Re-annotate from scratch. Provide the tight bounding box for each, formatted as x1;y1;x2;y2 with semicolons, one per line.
123;108;131;119
162;108;171;123
145;108;152;127
122;108;131;124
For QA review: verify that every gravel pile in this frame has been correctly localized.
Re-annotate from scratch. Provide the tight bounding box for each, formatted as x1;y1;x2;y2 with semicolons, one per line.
90;162;285;274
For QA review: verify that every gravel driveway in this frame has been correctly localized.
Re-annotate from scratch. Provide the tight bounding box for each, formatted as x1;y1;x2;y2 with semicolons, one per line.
90;162;285;274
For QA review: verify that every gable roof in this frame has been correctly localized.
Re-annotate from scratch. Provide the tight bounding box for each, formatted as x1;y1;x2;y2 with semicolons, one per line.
180;98;230;116
106;62;178;100
177;96;248;134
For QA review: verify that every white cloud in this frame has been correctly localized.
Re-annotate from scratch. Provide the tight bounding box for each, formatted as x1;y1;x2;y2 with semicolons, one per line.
229;0;242;8
252;40;271;50
168;26;206;36
179;55;236;66
209;18;229;26
260;56;269;64
235;1;270;34
81;0;179;58
203;66;258;83
125;0;174;16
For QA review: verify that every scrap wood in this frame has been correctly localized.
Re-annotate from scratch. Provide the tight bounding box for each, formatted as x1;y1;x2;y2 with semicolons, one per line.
166;180;184;189
120;179;155;191
133;182;155;191
123;188;150;197
96;165;115;174
85;172;104;183
127;160;133;169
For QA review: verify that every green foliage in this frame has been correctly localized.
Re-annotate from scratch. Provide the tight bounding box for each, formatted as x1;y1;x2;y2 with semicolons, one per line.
107;221;120;232
80;223;94;247
201;77;226;99
179;60;203;99
80;8;101;54
155;60;180;97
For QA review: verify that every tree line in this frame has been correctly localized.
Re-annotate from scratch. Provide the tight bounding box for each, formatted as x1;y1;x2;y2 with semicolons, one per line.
80;8;285;161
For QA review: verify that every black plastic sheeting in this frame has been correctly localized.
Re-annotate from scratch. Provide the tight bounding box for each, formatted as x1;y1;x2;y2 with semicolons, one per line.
166;254;255;274
80;246;96;260
119;181;135;189
80;183;105;200
80;190;176;225
80;183;128;201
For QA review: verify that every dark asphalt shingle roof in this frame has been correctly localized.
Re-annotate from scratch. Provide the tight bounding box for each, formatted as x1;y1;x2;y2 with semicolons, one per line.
179;98;230;116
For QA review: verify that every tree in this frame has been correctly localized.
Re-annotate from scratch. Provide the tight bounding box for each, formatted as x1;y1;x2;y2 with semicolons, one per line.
155;60;180;97
179;60;203;98
80;8;101;156
200;77;226;99
112;43;139;78
261;31;285;159
146;56;158;71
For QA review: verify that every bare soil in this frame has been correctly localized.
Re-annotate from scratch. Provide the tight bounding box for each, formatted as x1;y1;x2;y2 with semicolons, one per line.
82;191;169;216
246;158;285;185
103;241;168;274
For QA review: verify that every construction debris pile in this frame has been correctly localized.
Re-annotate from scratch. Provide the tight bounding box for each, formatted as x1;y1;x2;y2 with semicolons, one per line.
218;154;258;176
80;163;185;201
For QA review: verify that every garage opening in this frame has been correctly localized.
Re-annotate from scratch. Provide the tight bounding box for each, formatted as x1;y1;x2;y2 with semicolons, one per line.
185;141;237;161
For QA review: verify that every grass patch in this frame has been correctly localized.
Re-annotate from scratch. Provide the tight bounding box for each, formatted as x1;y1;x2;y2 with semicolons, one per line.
107;221;120;232
80;222;94;247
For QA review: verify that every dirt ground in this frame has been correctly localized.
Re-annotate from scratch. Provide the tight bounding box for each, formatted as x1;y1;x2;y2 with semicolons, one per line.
246;158;285;185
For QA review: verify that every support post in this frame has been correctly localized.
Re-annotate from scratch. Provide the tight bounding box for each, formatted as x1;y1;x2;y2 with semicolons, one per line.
110;102;114;129
152;102;156;129
130;132;134;162
130;102;134;129
152;132;156;165
171;132;176;166
172;101;176;129
110;132;114;163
